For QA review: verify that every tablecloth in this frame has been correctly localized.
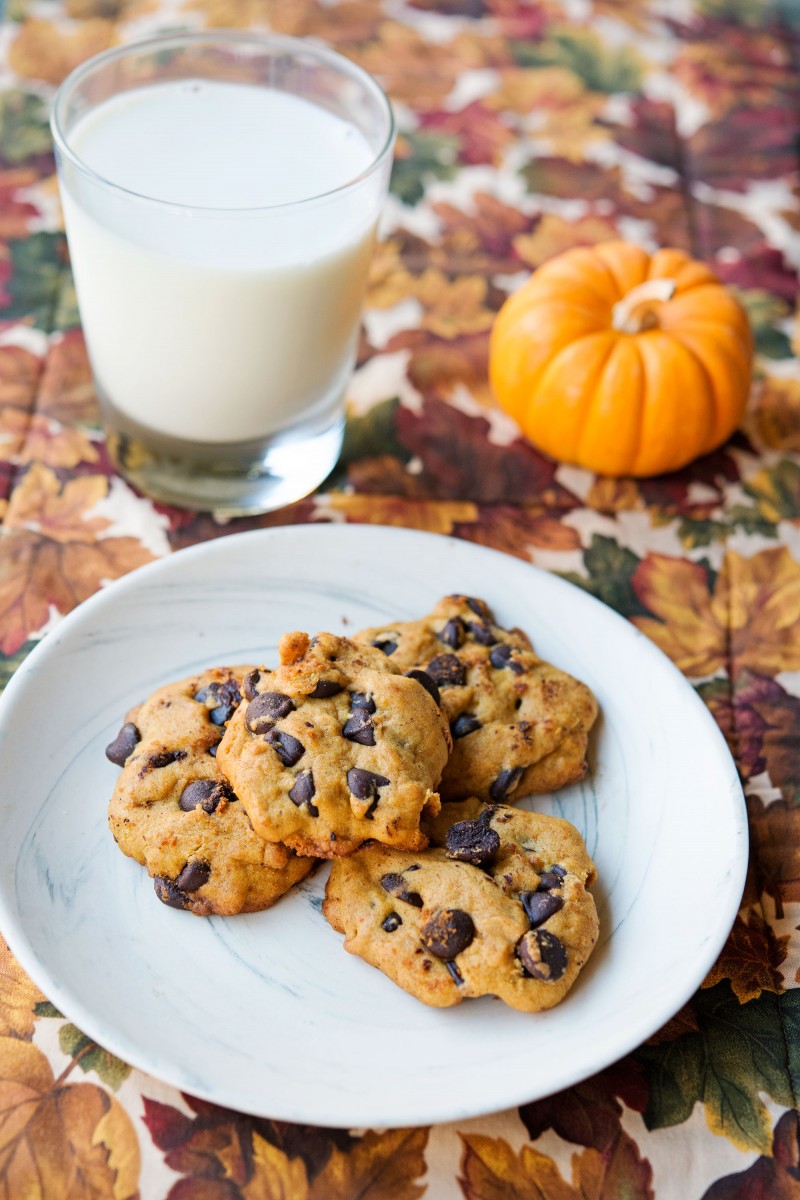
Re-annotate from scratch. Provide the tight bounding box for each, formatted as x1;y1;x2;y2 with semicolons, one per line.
1;0;799;1195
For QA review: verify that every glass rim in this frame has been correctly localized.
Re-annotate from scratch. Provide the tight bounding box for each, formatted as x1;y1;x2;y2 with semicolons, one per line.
50;29;396;215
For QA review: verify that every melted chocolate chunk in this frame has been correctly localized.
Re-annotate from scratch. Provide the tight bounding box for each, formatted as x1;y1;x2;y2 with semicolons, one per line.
467;621;497;646
405;669;441;707
350;692;376;713
242;669;262;701
490;766;524;802
445;818;500;867
310;679;342;698
382;912;402;932
538;866;566;891
266;730;305;767
438;617;465;649
342;708;375;746
175;860;211;892
451;713;481;739
489;644;525;674
380;873;423;907
372;638;398;656
246;691;295;734
520;890;564;928
141;749;186;775
289;770;318;815
421;909;475;958
194;680;242;725
517;929;568;981
426;654;466;688
179;778;233;814
465;597;491;619
105;722;140;767
446;960;464;985
347;768;390;800
153;876;189;910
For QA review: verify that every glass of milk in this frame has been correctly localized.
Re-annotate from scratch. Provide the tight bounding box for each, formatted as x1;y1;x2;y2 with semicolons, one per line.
51;33;395;513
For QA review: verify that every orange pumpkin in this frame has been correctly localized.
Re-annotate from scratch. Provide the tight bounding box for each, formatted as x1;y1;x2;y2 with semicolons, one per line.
489;241;753;477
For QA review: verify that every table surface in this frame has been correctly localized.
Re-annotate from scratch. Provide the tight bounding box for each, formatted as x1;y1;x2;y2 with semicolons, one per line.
1;0;799;1196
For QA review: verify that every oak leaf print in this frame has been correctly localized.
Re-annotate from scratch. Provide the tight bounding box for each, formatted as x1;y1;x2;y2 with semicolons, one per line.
703;912;789;1002
309;1128;429;1200
8;18;116;86
0;464;154;654
459;1132;653;1200
0;936;44;1039
632;549;800;677
0;1035;140;1198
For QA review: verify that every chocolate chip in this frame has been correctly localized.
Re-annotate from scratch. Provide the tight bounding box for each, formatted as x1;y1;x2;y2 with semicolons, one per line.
468;621;497;646
310;679;342;698
426;654;466;688
382;912;402;932
179;779;233;813
421;909;475;958
372;638;398;656
405;864;421;872
451;713;481;739
342;709;375;746
465;597;491;619
266;730;305;767
490;766;524;801
242;670;262;701
538;868;566;891
246;691;295;734
347;768;390;800
194;680;242;725
489;644;525;673
405;669;441;707
153;876;188;910
445;819;500;867
175;860;210;892
207;743;219;758
520;891;564;928
439;617;465;648
380;873;423;907
350;692;376;713
142;750;186;774
105;722;140;766
517;929;568;981
289;770;318;816
446;960;464;985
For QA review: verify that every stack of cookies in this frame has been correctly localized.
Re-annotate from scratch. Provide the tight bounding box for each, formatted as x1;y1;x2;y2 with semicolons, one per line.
106;594;600;1012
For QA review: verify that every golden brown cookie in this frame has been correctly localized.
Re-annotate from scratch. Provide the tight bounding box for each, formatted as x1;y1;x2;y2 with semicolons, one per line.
107;666;315;916
356;595;598;802
323;801;598;1011
216;632;451;858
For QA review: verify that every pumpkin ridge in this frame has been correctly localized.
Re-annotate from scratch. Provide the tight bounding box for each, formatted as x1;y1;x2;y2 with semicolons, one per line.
533;332;618;463
666;331;726;449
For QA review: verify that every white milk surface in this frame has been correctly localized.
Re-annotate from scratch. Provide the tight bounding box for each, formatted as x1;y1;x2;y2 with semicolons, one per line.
63;81;379;443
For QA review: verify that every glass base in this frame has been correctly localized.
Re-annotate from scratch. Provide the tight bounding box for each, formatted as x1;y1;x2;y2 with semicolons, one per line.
105;405;345;516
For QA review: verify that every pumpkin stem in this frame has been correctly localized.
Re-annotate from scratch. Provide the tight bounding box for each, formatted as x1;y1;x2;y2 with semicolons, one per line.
611;278;677;334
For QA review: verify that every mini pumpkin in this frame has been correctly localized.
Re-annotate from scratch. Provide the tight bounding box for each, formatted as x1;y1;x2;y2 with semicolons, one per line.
489;241;753;477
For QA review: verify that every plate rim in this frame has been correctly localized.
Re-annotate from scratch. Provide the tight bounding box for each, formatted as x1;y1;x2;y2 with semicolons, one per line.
0;524;748;1126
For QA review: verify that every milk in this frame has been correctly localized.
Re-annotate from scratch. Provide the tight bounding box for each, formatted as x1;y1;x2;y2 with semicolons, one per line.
60;81;379;444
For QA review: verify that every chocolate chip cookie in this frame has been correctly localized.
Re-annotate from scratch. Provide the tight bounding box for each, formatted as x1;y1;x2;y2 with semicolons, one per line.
107;666;314;916
323;800;598;1011
356;595;597;803
217;632;451;858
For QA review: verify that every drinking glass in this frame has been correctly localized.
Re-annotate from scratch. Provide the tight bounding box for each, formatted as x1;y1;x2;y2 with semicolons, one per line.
51;32;395;514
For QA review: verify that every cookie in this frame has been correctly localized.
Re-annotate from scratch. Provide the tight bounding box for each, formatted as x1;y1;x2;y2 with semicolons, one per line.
216;632;451;858
107;666;315;916
323;801;598;1011
356;595;597;803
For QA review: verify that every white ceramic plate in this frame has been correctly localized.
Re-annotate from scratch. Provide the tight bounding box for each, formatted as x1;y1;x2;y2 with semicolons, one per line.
0;525;746;1127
